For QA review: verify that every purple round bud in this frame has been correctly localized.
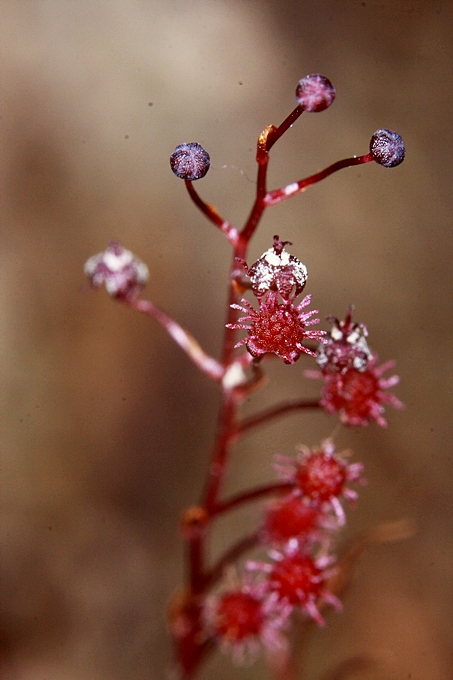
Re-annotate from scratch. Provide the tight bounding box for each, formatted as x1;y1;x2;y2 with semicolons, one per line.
170;142;210;180
369;129;405;168
295;74;336;112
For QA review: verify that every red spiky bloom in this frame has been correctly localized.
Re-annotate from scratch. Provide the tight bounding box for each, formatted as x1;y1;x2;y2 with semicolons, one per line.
227;291;326;364
312;355;403;427
261;494;321;544
269;551;339;625
274;439;365;525
248;541;341;627
203;578;290;664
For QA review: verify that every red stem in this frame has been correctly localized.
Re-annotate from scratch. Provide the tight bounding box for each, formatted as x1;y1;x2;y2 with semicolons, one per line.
240;118;278;243
239;106;306;243
266;104;305;151
201;391;237;514
205;532;260;589
239;399;321;436
189;109;321;592
265;153;374;206
212;481;293;517
184;180;239;246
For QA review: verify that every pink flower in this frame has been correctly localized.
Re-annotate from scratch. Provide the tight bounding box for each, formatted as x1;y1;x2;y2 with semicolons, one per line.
227;291;325;364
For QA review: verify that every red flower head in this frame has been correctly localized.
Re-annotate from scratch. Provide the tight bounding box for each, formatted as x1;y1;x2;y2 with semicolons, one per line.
227;291;326;364
274;439;365;525
203;574;291;665
248;540;341;627
261;494;322;544
309;355;403;427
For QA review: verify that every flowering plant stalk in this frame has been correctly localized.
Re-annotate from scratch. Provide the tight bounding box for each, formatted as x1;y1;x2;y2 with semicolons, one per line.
84;74;406;679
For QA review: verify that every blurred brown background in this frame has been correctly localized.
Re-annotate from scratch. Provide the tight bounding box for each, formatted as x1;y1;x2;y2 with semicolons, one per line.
1;1;452;678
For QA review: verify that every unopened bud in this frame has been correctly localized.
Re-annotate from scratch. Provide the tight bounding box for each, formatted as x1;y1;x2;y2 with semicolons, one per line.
295;74;336;112
369;129;405;168
84;241;148;299
246;235;307;299
170;142;210;180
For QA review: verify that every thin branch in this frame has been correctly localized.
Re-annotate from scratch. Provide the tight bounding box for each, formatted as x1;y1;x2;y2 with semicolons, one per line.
238;399;321;436
205;531;260;589
266;104;305;151
212;481;292;517
126;297;224;381
265;153;374;206
240;125;273;243
185;180;239;246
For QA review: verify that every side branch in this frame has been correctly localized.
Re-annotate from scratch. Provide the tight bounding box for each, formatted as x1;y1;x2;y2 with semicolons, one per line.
239;399;321;436
204;532;260;590
239;123;274;244
185;180;239;246
264;153;374;206
212;481;293;517
126;297;225;381
265;104;305;151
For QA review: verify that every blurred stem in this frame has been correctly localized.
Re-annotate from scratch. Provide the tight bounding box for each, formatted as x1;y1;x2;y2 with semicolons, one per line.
126;297;224;381
212;481;293;517
205;531;260;589
239;399;320;436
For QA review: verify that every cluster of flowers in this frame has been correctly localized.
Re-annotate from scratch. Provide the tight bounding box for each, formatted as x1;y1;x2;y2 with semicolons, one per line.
83;73;405;675
198;241;397;663
228;236;402;427
84;235;402;666
84;237;402;431
203;438;364;664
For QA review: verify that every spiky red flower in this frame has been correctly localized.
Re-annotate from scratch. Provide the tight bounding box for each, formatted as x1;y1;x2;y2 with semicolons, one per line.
274;439;365;525
203;577;290;664
261;495;321;544
269;550;339;625
248;540;341;626
310;355;403;427
227;291;326;364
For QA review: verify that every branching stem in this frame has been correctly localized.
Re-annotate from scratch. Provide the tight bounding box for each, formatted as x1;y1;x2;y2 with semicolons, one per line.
126;297;224;381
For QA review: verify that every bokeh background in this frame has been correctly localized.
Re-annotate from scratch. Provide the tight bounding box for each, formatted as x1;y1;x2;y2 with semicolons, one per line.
1;1;452;678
